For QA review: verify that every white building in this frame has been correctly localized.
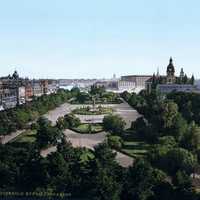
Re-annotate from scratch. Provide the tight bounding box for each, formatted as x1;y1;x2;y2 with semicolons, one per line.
117;81;136;92
18;86;26;104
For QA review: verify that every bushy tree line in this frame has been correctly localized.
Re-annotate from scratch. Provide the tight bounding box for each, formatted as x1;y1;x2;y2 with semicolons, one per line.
72;86;122;104
167;92;200;125
1;140;199;200
0;89;73;136
2;89;200;199
122;90;200;197
35;117;64;149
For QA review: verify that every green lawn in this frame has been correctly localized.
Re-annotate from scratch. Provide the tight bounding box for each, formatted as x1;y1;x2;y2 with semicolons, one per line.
71;98;122;105
72;106;113;115
72;123;103;134
11;130;37;143
121;131;151;158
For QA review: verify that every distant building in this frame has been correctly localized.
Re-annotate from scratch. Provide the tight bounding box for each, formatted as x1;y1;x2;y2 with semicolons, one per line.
25;83;33;101
117;81;136;92
41;80;49;94
0;71;20;109
93;79;136;93
32;81;43;97
157;84;197;94
18;86;26;104
47;80;58;94
94;80;118;90
0;71;59;110
121;75;152;88
146;57;195;93
120;75;152;93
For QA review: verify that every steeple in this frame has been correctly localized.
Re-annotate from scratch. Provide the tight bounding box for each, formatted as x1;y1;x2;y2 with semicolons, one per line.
169;57;173;64
167;57;175;74
180;68;184;79
166;57;175;84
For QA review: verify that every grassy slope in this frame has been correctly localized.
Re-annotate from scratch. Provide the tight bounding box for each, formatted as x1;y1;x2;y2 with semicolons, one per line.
121;130;151;158
10;130;37;143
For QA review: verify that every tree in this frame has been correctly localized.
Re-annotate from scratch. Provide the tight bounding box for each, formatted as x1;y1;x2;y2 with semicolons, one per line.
173;170;193;191
90;85;105;96
122;159;167;200
103;114;126;135
121;91;131;102
171;114;188;141
36;117;63;148
71;87;80;96
128;93;139;107
89;143;122;200
131;117;148;132
163;148;197;175
161;101;178;129
21;157;50;191
76;92;90;103
190;75;195;85
158;136;177;147
131;117;157;142
0;161;15;190
182;122;200;151
107;135;123;150
56;116;68;130
90;167;122;200
94;143;118;168
64;114;81;128
173;171;195;200
183;74;188;84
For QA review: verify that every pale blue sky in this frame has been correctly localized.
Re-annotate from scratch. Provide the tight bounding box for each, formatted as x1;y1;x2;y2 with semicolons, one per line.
0;0;200;79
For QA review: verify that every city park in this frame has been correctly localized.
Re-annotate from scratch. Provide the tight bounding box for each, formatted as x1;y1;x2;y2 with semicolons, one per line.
2;85;200;198
2;86;149;167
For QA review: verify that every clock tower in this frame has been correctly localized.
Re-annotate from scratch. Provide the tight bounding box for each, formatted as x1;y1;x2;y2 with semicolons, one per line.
166;57;175;84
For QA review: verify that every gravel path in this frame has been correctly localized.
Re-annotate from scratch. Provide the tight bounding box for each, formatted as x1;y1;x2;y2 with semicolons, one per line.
44;99;140;128
41;129;134;167
45;100;138;167
41;146;57;157
0;129;26;144
64;129;107;149
64;129;134;167
1;99;138;167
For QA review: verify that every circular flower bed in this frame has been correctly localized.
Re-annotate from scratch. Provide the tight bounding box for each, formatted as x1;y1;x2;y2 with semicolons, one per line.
72;106;113;115
72;123;104;134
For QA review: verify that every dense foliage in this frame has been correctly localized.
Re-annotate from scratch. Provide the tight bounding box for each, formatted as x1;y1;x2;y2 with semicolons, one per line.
121;90;200;199
103;114;126;135
0;89;73;135
71;86;122;104
36;117;64;148
167;92;200;125
2;89;200;199
1;139;199;200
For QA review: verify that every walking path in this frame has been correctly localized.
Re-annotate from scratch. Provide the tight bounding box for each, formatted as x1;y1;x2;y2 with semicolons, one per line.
1;99;139;167
41;129;134;167
0;129;26;144
44;99;140;127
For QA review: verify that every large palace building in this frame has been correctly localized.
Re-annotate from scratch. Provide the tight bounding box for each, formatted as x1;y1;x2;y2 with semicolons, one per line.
146;57;195;93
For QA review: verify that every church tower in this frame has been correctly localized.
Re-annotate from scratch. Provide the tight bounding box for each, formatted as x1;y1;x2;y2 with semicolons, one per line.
166;57;175;84
180;68;184;82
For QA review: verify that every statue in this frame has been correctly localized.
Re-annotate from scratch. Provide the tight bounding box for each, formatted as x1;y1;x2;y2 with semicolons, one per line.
92;96;96;110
